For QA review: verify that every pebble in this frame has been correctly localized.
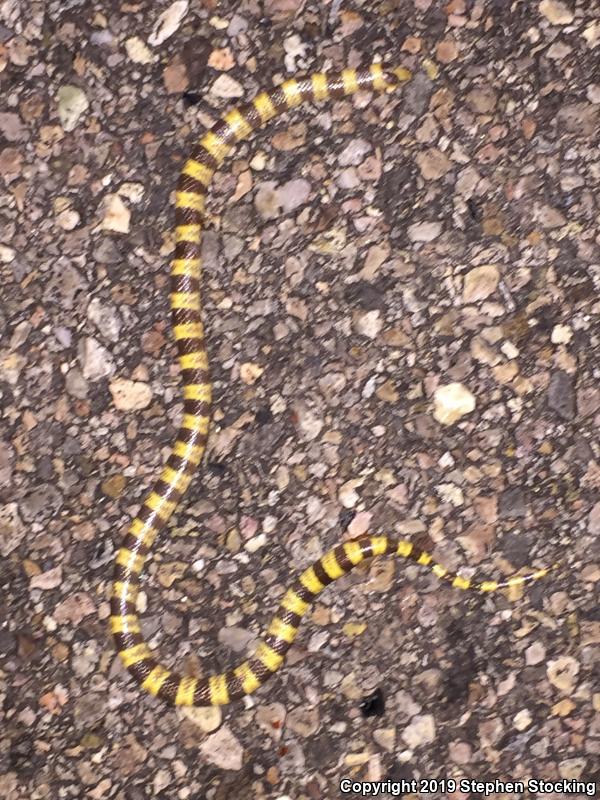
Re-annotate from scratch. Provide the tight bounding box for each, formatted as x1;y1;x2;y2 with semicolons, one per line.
525;641;546;665
102;194;131;233
338;478;363;509
463;264;500;303
208;47;235;71
65;368;89;399
407;221;442;242
30;566;63;591
87;298;121;342
279;178;311;214
21;484;62;522
401;714;436;748
0;243;15;263
0;112;24;141
125;37;154;64
588;503;600;535
499;487;527;519
255;181;281;220
547;370;575;420
538;0;574;24
148;0;189;46
217;626;254;652
415;147;452;180
355;309;382;339
373;728;396;752
211;74;244;98
57;85;89;132
256;703;286;741
551;324;573;344
180;705;222;733
547;655;579;693
54;593;96;626
0;503;25;557
109;378;153;411
199;724;244;770
287;706;319;737
338;138;371;167
78;337;115;381
433;382;476;425
513;709;532;730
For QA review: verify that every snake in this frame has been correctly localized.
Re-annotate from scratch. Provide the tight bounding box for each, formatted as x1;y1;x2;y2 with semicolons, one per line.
110;62;555;707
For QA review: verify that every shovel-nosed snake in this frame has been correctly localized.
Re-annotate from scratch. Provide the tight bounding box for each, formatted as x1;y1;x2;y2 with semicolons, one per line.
110;62;556;707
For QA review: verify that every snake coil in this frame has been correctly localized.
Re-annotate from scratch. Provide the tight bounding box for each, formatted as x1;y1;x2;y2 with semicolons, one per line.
111;63;555;707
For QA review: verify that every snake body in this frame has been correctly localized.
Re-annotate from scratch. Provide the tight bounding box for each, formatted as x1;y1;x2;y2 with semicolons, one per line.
111;63;553;707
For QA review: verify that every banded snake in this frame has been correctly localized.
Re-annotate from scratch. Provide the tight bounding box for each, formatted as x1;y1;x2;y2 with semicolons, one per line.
110;63;555;707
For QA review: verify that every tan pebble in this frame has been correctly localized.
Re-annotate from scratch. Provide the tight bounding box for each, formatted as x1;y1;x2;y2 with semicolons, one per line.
433;383;476;425
208;47;235;71
240;362;263;385
102;194;130;233
109;378;152;411
539;0;574;24
551;323;573;344
547;655;579;693
436;38;459;63
125;37;154;64
463;264;500;303
180;705;222;733
513;709;532;730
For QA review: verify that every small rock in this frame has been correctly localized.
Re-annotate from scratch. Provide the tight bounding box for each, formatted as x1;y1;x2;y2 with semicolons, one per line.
180;705;222;733
148;0;189;46
287;706;319;737
163;59;189;94
87;298;121;342
436;38;459;63
466;87;497;113
102;194;130;234
65;368;89;399
102;474;126;499
30;566;63;590
211;74;244;98
513;709;532;730
125;37;154;64
339;478;363;509
499;487;527;519
21;484;62;522
255;181;281;220
0;244;15;263
208;47;235;71
415;147;452;180
355;309;382;339
407;221;442;242
525;641;546;665
587;503;600;535
256;703;287;741
343;621;367;637
547;655;579;693
0;111;24;141
559;758;587;780
437;482;464;507
373;728;396;752
157;561;187;588
539;0;574;24
293;402;323;441
54;593;96;626
57;85;89;132
547;371;575;420
0;503;24;557
338;138;371;167
218;626;254;652
551;324;573;344
433;382;476;425
78;337;115;381
109;378;153;411
448;740;472;764
279;178;311;214
463;264;500;303
240;362;263;385
402;714;436;748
